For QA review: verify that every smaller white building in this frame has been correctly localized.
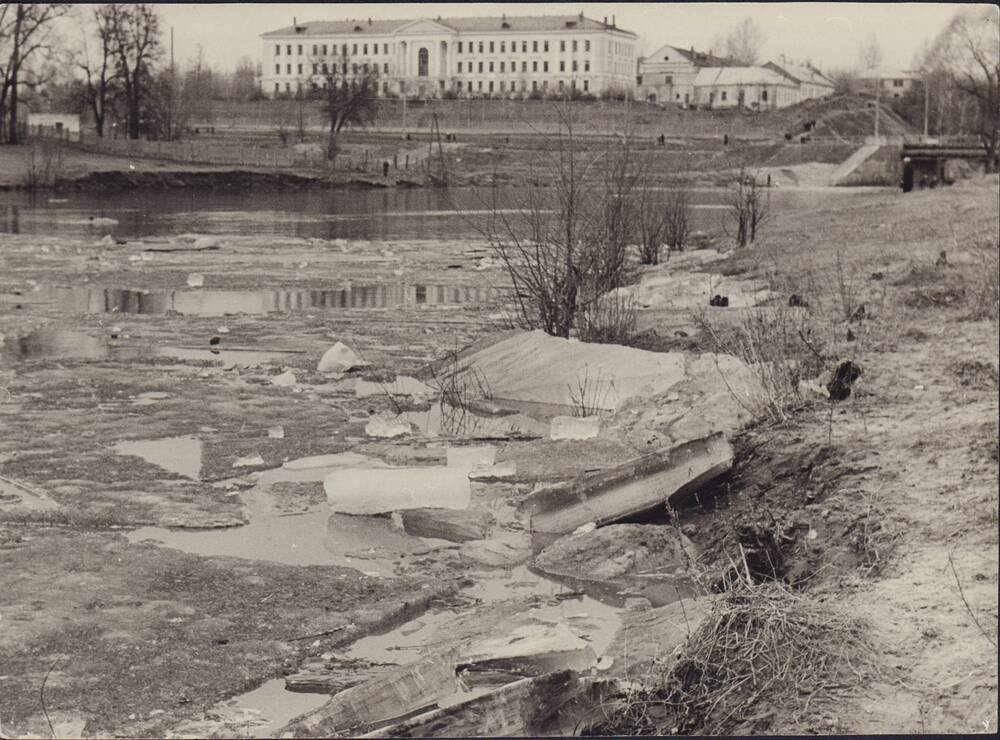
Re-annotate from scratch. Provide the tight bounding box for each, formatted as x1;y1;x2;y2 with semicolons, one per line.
857;68;920;99
692;67;799;110
637;44;732;106
27;113;81;139
763;61;835;103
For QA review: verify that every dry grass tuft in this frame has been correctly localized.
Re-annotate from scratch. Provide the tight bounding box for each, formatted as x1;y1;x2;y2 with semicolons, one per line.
967;238;1000;322
693;304;829;423
587;580;876;736
577;290;638;345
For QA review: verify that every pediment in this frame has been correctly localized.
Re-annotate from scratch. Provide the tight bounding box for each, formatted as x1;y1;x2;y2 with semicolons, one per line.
394;18;455;35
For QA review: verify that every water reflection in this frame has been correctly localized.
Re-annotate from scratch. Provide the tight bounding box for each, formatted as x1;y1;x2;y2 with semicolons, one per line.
43;283;502;316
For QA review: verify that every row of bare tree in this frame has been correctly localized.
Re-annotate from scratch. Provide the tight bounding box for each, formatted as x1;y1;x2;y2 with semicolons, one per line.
480;112;769;340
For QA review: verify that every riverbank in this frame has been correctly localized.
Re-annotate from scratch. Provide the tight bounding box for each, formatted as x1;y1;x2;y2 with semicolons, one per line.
0;174;996;735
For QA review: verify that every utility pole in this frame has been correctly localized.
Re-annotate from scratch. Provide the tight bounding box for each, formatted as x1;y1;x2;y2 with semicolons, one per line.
923;72;930;139
874;69;881;140
169;26;175;141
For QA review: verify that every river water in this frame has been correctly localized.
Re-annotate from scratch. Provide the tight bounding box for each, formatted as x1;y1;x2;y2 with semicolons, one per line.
0;185;886;241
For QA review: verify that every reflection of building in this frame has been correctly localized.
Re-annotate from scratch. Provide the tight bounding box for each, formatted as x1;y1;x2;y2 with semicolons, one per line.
260;14;638;98
857;68;920;99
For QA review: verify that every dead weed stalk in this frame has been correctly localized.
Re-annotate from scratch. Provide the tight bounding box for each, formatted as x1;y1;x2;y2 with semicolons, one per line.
427;350;493;409
577;290;638;345
693;305;828;423
588;580;875;736
568;365;616;417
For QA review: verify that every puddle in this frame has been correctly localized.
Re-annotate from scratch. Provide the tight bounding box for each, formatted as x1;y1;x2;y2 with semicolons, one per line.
0;328;109;363
113;436;203;480
214;678;330;739
41;284;501;316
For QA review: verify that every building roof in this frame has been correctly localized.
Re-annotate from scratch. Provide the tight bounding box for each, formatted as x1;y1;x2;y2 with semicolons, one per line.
642;43;732;68
693;66;797;87
857;67;920;81
263;15;636;38
763;61;835;87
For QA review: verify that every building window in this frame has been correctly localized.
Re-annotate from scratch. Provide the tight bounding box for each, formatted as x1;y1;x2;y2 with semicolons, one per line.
322;62;328;73
543;80;548;89
341;44;347;56
721;91;727;101
372;44;377;55
560;40;565;52
762;89;768;101
478;80;483;91
286;63;291;74
585;40;590;52
286;44;292;55
489;61;494;72
489;80;494;92
274;82;279;92
322;44;328;55
285;82;291;91
313;63;318;73
351;43;357;55
363;43;368;54
894;79;904;87
458;61;463;73
522;41;527;52
342;62;347;74
312;44;317;55
500;41;505;53
500;61;504;72
532;80;538;91
479;41;484;53
383;44;388;54
352;64;358;74
297;63;302;74
584;60;590;72
522;61;527;72
384;63;389;73
479;61;484;73
559;61;565;72
467;80;472;91
544;41;549;52
489;41;495;53
297;44;302;55
499;80;505;91
275;45;280;56
572;60;577;72
458;41;463;53
533;40;538;52
275;64;280;74
558;80;564;90
543;61;549;72
572;40;578;52
583;79;589;91
418;47;429;76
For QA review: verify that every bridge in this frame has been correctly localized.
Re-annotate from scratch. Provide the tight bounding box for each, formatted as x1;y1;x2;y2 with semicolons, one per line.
900;141;995;191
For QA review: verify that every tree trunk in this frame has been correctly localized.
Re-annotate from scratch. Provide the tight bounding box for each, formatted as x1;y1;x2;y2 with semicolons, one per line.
327;124;338;161
128;96;140;139
8;65;18;145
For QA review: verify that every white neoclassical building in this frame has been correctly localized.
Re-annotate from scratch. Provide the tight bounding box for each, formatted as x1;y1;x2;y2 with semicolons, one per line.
260;14;638;98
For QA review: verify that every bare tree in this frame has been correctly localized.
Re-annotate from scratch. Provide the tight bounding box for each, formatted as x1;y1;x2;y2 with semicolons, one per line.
106;3;161;140
859;34;883;73
663;183;692;253
727;166;770;248
481;107;641;338
309;49;379;161
228;55;259;101
636;175;667;265
0;3;69;144
934;7;999;170
76;4;116;137
724;18;764;65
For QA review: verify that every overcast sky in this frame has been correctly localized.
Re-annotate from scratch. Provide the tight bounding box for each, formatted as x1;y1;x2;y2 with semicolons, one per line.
145;3;982;73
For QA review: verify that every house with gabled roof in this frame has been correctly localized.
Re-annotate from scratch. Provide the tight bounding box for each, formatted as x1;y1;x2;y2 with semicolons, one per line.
260;13;638;99
763;60;835;103
636;44;733;106
692;66;800;110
